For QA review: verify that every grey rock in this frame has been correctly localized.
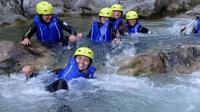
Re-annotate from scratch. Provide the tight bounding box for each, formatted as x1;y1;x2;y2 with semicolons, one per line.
0;14;27;26
118;45;200;76
0;41;55;74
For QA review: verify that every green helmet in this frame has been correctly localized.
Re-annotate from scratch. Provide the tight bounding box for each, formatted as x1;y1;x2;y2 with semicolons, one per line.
36;1;54;15
99;7;113;18
111;4;123;11
126;11;138;20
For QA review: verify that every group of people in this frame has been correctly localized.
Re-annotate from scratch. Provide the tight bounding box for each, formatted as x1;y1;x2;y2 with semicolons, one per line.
20;1;151;47
21;1;200;92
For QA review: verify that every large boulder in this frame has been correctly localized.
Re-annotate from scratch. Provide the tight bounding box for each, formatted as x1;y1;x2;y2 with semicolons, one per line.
0;41;55;75
118;45;200;76
123;0;195;18
62;0;199;18
64;0;118;15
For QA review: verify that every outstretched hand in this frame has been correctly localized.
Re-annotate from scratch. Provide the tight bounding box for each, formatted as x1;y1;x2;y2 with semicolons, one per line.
21;38;31;46
22;66;33;78
112;38;120;45
68;35;77;43
180;26;186;32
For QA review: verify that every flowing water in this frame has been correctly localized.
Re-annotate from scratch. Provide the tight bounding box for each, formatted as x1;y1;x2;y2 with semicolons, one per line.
1;16;200;112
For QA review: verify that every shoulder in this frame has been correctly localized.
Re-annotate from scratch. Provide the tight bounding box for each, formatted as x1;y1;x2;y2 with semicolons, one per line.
140;26;149;33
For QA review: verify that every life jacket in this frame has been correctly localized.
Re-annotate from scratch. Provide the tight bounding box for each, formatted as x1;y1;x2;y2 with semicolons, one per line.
197;18;200;34
112;18;122;30
91;20;111;42
56;58;96;81
34;15;63;45
126;22;142;33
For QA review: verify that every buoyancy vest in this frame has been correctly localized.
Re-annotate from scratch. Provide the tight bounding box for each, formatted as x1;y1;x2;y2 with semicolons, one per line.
91;20;111;42
56;58;96;81
112;18;122;30
34;15;63;44
126;22;142;33
197;18;200;34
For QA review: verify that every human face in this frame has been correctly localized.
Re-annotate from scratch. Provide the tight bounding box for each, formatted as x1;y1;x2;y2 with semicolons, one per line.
42;14;52;23
128;19;137;26
75;55;91;71
113;10;122;19
100;17;109;24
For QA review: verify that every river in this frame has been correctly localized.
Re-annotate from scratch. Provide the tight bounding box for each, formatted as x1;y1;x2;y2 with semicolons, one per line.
0;16;200;112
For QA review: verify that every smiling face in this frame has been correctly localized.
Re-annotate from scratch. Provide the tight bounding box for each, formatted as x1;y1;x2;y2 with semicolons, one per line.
100;16;109;24
42;14;52;23
75;55;91;71
112;10;122;19
128;19;137;26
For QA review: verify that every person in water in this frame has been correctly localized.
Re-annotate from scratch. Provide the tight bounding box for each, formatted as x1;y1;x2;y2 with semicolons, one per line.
125;11;151;34
22;47;96;92
21;1;80;47
180;15;200;34
86;7;120;45
110;4;126;36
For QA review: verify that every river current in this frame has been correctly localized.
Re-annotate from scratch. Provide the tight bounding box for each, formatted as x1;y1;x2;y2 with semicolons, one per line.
0;16;200;112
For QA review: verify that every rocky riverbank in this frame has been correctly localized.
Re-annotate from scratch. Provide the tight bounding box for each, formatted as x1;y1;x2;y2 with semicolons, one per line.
0;0;200;26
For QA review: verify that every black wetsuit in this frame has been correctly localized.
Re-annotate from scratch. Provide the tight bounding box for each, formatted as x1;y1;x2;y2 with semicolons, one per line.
28;69;68;92
126;24;150;34
22;16;77;46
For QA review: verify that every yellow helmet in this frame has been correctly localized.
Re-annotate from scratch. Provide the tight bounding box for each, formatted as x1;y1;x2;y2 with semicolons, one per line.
74;47;94;60
111;4;123;11
126;11;139;20
99;7;113;18
36;1;54;15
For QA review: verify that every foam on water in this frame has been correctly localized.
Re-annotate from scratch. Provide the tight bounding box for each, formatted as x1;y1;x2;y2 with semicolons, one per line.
1;17;200;112
1;70;200;112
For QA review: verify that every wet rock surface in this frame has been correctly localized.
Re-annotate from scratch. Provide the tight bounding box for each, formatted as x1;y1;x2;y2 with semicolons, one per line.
0;41;55;75
118;45;200;76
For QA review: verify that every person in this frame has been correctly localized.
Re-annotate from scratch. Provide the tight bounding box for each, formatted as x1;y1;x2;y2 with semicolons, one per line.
195;16;200;33
86;7;120;44
180;15;200;34
125;11;151;34
20;1;80;47
110;4;126;35
22;47;96;92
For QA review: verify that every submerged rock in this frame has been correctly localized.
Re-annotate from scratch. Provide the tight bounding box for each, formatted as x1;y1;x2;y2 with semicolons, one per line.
118;45;200;76
0;41;55;75
0;14;27;27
